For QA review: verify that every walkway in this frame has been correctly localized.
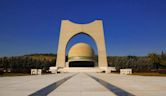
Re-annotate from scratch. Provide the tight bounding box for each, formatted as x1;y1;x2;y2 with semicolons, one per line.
48;73;115;96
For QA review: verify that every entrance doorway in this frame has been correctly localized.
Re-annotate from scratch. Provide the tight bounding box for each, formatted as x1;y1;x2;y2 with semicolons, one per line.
69;61;95;67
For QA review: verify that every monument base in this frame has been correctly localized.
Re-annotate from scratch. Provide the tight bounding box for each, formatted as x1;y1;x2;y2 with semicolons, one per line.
58;67;107;73
49;67;58;74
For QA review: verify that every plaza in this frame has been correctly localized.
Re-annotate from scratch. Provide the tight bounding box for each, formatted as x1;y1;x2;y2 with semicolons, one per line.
0;73;166;96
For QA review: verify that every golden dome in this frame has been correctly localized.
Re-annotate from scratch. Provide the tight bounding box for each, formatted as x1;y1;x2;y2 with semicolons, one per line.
68;43;94;58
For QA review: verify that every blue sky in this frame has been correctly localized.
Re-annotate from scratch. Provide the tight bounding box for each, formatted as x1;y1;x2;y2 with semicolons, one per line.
0;0;166;56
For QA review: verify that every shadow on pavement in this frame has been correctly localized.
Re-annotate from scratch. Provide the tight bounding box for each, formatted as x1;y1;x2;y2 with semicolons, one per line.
29;74;76;96
88;74;135;96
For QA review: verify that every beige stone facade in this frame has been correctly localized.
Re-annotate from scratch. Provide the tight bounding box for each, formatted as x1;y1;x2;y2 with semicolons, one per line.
56;20;108;70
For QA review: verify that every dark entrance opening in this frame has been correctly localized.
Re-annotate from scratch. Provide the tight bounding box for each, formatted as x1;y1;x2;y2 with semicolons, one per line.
69;61;94;67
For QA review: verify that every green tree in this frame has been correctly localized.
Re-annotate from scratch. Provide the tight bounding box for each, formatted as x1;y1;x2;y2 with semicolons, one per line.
148;53;160;70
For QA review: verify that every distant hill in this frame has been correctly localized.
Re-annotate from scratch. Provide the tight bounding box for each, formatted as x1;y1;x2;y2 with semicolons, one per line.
24;53;56;61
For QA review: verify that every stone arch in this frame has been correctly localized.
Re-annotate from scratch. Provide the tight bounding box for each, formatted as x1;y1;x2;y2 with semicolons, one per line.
56;20;108;68
65;32;97;55
65;33;98;67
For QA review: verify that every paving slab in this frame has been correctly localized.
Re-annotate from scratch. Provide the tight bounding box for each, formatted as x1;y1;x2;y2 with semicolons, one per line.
0;73;166;96
48;73;116;96
0;73;74;96
90;73;166;96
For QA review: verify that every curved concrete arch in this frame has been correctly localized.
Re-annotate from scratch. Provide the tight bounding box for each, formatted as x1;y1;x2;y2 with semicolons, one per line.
56;20;108;69
65;32;97;55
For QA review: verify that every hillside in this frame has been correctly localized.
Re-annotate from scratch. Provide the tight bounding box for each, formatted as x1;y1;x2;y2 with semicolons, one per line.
24;53;56;61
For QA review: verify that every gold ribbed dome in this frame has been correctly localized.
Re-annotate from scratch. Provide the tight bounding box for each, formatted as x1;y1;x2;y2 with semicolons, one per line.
68;43;94;58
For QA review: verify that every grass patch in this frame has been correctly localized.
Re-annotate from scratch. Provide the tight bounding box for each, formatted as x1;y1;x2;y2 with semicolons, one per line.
131;72;166;76
0;73;30;77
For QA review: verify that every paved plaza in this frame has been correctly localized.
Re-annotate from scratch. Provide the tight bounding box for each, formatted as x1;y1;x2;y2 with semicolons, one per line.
0;73;166;96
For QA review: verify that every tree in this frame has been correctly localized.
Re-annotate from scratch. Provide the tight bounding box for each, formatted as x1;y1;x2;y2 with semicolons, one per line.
148;53;160;70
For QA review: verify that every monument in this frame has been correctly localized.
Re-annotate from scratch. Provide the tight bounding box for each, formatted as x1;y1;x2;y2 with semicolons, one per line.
66;42;96;67
50;20;108;73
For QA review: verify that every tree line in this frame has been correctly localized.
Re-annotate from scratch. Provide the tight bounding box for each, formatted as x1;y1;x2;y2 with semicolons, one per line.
0;52;166;74
0;55;55;74
108;51;166;72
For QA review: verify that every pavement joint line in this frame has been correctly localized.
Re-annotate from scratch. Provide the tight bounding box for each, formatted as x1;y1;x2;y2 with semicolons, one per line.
29;73;77;96
87;74;135;96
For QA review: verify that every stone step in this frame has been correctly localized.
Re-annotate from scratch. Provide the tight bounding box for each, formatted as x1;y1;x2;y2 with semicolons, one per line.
58;67;105;73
